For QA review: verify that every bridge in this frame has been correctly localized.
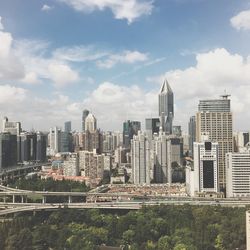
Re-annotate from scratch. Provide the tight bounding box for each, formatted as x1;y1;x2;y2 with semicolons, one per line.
1;185;250;215
0;163;49;183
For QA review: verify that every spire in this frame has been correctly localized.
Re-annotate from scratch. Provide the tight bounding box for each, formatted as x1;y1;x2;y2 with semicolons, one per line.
160;79;172;94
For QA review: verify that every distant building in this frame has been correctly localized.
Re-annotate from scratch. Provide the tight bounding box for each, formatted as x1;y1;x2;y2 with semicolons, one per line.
235;131;250;152
123;120;141;148
48;127;72;155
158;79;174;134
36;132;47;162
63;153;79;176
82;109;89;132
172;126;182;137
64;121;71;133
81;130;103;154
188;116;196;156
20;132;37;162
153;133;169;183
2;117;21;135
79;151;104;179
85;113;97;133
145;118;160;140
226;148;250;197
2;117;21;161
131;131;150;184
0;133;17;170
186;140;219;196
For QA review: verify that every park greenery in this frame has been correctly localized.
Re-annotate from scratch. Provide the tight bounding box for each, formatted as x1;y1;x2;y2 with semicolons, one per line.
0;205;246;250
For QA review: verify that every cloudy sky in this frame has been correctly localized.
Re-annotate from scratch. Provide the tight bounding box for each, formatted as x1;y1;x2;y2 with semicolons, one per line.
0;0;250;132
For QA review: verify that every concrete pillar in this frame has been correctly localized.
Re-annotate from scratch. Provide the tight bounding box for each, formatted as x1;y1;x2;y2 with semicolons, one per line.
68;195;72;203
12;195;15;203
3;196;6;203
21;196;24;203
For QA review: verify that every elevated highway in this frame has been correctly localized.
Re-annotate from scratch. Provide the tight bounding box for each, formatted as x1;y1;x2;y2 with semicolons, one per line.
1;184;250;215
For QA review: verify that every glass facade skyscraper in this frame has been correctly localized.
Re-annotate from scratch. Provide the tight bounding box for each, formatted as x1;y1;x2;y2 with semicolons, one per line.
158;79;174;134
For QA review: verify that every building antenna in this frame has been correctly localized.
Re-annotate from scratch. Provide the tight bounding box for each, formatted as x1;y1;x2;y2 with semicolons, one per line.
220;89;231;99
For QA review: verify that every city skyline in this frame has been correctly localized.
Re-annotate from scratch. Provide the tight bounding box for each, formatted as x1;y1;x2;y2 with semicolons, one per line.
0;1;250;132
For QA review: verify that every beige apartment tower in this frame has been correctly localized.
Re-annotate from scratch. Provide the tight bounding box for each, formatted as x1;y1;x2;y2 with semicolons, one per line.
196;96;233;189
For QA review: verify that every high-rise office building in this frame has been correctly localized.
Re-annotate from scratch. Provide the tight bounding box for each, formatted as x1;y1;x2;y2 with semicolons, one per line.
85;113;97;133
2;117;22;162
64;121;71;133
196;95;233;188
198;99;230;112
81;130;103;154
145;118;160;140
123;120;141;148
188;116;196;156
48;127;72;155
153;133;169;183
172;126;182;137
158;79;174;134
236;131;250;151
0;133;17;170
36;132;47;162
226;148;250;198
82;109;90;132
186;140;219;196
2;117;21;135
131;131;150;184
20;132;37;162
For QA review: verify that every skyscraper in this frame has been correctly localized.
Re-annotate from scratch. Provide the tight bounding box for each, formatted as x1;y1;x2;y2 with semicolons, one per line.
82;109;89;132
123;120;141;148
85;113;97;132
196;95;233;189
186;140;219;196
20;132;37;162
36;131;47;162
64;121;71;133
188;116;196;156
153;133;169;183
131;131;150;184
0;133;17;170
145;118;160;140
158;79;174;134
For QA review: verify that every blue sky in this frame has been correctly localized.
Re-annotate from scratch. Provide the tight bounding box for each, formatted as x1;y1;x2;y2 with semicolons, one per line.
0;0;250;132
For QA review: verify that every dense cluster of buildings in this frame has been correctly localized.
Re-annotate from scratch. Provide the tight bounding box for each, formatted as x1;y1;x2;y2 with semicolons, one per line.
1;79;250;196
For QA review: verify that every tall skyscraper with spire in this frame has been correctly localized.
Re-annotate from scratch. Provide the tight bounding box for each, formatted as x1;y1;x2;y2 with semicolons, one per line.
158;79;174;134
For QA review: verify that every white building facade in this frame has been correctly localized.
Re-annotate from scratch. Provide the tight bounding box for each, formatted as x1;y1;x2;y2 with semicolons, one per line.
226;150;250;197
186;141;219;196
131;131;150;184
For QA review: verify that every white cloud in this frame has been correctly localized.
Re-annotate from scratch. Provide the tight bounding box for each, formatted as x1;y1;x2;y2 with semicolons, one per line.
48;63;79;87
0;31;25;80
97;50;148;69
0;16;4;30
57;0;154;24
0;85;27;104
41;4;53;12
148;48;250;130
83;81;157;130
231;9;250;31
21;72;40;84
52;45;108;62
